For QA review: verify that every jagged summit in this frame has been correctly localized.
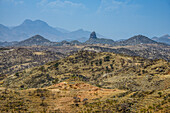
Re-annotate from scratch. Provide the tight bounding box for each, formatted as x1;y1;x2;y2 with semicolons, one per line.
90;31;97;39
85;31;114;44
21;19;49;26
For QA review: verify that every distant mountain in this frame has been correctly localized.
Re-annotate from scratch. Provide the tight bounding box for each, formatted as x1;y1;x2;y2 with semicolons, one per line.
15;35;53;46
85;31;114;44
0;34;82;47
11;19;62;41
0;24;12;41
152;34;170;45
0;19;104;42
0;41;18;47
62;29;104;42
114;35;158;46
55;27;70;33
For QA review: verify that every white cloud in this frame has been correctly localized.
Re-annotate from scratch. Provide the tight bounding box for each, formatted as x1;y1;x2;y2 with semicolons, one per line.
97;0;132;13
38;0;85;14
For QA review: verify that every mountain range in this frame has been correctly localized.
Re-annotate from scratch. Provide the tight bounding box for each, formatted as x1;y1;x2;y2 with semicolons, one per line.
0;19;103;42
1;31;169;47
152;34;170;45
0;19;169;45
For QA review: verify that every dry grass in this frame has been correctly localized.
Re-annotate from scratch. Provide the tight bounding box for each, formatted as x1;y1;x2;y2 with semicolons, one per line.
0;81;126;112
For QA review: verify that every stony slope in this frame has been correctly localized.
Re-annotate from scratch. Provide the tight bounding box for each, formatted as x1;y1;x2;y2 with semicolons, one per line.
0;81;126;112
1;50;170;112
0;47;64;80
82;44;170;62
3;51;169;91
0;80;169;112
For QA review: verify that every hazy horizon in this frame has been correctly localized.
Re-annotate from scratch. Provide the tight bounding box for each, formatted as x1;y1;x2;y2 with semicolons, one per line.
0;0;170;40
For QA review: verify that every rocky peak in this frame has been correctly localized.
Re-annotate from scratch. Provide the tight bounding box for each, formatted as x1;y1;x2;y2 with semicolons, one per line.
90;31;97;39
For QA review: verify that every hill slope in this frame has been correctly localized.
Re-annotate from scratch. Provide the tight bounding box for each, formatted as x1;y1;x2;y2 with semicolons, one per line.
3;51;169;91
1;50;170;112
0;47;65;80
15;35;53;46
82;44;170;62
114;35;159;46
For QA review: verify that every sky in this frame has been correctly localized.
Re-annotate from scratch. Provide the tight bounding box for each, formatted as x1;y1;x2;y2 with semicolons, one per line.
0;0;170;40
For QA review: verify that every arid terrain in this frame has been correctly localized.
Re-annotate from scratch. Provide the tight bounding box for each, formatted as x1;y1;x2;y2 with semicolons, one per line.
0;33;170;113
0;47;169;112
1;0;170;112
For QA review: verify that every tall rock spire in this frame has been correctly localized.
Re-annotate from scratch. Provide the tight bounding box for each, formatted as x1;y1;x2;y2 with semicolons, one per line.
90;31;97;39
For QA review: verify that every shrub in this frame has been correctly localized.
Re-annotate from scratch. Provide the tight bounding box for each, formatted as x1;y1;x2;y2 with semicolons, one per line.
54;62;59;69
158;92;162;97
15;72;19;77
104;56;110;62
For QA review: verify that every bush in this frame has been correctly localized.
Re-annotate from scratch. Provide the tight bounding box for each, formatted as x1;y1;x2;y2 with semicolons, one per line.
158;92;162;97
54;62;59;69
104;56;110;62
15;72;19;77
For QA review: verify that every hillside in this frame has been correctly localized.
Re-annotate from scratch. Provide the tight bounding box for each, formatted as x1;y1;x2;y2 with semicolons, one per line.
114;35;159;46
0;50;169;112
15;35;53;46
82;46;137;56
0;80;169;112
1;50;169;112
0;47;65;80
0;81;127;112
82;44;170;62
0;45;82;81
3;51;169;90
54;40;82;46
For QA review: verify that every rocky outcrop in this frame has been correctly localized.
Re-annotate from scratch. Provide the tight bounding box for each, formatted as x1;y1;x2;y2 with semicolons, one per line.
90;31;97;39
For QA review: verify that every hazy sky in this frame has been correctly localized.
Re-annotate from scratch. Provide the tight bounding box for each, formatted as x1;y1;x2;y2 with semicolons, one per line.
0;0;170;40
